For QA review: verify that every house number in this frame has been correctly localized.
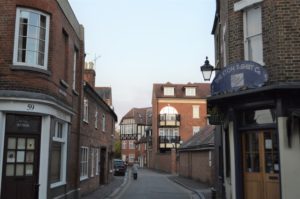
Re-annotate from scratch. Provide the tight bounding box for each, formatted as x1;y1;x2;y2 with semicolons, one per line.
27;104;35;111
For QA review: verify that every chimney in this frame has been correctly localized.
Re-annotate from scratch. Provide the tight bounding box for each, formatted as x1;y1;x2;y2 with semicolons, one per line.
84;62;96;88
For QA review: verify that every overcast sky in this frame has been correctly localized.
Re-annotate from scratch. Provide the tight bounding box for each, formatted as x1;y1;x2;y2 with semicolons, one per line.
68;0;216;123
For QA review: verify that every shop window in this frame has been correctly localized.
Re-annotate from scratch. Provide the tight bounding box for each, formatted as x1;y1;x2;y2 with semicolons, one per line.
50;122;68;188
13;8;50;69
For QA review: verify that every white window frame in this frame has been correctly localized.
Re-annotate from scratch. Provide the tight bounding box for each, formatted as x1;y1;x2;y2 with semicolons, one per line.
13;8;50;69
193;126;201;135
50;122;68;188
164;87;174;96
72;50;77;90
90;148;95;177
95;148;99;175
102;113;106;132
129;154;135;163
80;147;89;180
185;87;196;96
243;5;263;65
129;140;135;149
193;105;200;119
83;98;89;123
95;108;98;129
122;141;127;149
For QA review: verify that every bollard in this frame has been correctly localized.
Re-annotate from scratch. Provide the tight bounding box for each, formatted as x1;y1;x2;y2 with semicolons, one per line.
211;187;216;199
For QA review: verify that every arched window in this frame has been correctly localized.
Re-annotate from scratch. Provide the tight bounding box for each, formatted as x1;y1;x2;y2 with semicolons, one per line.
160;105;178;114
160;106;178;121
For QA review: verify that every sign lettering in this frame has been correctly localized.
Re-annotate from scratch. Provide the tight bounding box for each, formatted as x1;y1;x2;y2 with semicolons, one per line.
211;61;268;96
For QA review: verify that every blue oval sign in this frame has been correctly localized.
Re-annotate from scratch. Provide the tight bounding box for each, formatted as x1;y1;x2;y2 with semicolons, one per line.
211;61;268;96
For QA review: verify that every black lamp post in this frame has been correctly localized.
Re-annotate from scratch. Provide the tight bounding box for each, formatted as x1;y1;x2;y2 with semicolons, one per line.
200;57;219;81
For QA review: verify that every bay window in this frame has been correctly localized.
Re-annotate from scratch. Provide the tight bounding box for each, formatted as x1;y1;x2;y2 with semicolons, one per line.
13;8;50;69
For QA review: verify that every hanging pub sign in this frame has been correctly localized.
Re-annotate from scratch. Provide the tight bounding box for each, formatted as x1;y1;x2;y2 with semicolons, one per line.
211;61;268;96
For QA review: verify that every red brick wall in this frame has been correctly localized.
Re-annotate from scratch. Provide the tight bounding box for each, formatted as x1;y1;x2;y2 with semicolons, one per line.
0;0;85;197
80;89;115;195
179;150;214;186
0;0;84;106
121;140;137;165
157;101;207;142
224;0;300;82
150;97;207;173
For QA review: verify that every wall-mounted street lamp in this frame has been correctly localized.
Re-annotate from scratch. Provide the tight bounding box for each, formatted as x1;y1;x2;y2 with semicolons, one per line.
200;57;220;81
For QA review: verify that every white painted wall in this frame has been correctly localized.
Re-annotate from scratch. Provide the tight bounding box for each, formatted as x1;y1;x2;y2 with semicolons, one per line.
223;121;235;199
39;116;51;199
278;117;300;199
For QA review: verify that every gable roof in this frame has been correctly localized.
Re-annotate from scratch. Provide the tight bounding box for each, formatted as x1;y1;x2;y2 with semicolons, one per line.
152;82;211;99
178;125;215;152
120;107;152;125
95;87;112;106
84;82;117;121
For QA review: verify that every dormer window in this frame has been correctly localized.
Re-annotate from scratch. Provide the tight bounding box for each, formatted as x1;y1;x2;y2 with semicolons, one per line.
185;87;196;96
164;87;174;96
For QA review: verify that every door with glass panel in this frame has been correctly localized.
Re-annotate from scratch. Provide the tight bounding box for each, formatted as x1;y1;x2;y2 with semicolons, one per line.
242;130;280;199
1;135;40;199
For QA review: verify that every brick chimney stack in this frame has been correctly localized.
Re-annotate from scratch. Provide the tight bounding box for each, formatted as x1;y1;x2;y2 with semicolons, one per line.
84;62;96;88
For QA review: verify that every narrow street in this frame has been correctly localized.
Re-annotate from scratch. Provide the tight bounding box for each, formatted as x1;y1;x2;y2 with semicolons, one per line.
114;169;198;199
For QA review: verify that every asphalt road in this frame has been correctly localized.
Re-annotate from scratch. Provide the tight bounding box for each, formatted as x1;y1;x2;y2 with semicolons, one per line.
114;169;195;199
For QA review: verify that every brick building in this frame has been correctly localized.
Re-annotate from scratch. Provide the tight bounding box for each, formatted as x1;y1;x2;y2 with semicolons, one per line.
80;63;117;196
0;0;84;198
209;0;300;198
120;107;152;167
150;82;210;173
178;125;215;186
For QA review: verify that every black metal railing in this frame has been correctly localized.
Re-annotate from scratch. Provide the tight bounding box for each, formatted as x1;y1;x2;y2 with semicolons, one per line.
159;136;181;144
159;114;180;127
120;133;137;140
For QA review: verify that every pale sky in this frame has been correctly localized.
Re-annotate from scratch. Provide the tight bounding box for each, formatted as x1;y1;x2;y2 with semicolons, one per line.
68;0;216;123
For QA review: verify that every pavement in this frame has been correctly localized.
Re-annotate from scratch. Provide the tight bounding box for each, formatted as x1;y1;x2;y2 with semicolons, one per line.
82;168;213;199
168;175;212;199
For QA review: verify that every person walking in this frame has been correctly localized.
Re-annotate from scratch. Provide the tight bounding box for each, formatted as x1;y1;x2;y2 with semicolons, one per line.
132;162;138;180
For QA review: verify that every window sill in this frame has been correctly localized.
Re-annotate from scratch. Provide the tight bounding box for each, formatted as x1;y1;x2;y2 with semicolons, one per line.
50;181;66;189
60;79;69;89
80;176;89;181
72;89;79;96
11;65;51;76
83;120;89;124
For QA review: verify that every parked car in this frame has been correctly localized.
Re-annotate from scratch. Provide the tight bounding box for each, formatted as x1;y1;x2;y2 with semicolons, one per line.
113;159;126;176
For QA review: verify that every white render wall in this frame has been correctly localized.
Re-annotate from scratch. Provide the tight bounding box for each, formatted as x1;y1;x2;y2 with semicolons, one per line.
224;121;235;199
278;117;300;199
